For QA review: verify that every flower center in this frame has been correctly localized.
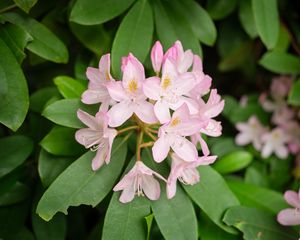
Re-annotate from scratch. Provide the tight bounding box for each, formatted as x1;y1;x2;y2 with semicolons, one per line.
170;117;181;127
105;70;110;81
128;79;138;93
162;76;171;90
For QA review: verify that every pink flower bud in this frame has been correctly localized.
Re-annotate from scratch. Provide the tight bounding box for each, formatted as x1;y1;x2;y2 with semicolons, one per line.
151;41;163;73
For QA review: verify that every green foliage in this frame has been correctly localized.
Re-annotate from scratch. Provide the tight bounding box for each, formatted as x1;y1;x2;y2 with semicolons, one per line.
288;79;300;105
53;76;85;99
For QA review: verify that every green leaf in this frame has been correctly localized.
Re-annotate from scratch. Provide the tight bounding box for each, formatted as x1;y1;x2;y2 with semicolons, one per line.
70;23;112;55
38;149;73;187
172;0;217;46
213;151;253;174
183;166;240;234
0;182;29;206
30;87;60;113
288;79;300;106
151;185;197;240
70;0;135;25
112;0;153;77
0;38;29;131
32;212;66;240
238;0;257;38
53;76;85;99
102;194;150;240
274;25;290;52
2;12;68;63
245;166;269;188
13;0;37;13
252;0;279;49
42;99;97;128
40;126;84;156
0;135;33;178
6;227;35;240
223;206;297;240
206;0;237;20
145;214;154;240
210;137;242;158
259;51;300;74
36;138;127;221
226;180;289;214
153;0;202;57
0;23;32;63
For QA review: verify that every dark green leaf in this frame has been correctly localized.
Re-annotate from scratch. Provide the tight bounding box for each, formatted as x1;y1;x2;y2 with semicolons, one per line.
213;151;253;174
227;180;289;214
183;166;240;234
36;138;127;221
40;126;84;156
259;51;300;74
102;194;150;240
252;0;279;49
288;79;300;106
245;166;269;187
0;135;33;178
53;76;85;99
145;214;154;240
0;182;29;206
30;87;60;113
112;0;153;77
210;137;242;158
42;99;98;128
6;227;35;240
0;38;29;131
238;0;257;38
2;12;68;63
70;0;135;25
206;0;237;20
223;206;297;240
274;25;290;52
38;149;74;187
13;0;37;13
0;23;32;63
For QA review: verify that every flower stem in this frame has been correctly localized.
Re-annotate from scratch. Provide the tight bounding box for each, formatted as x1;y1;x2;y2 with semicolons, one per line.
0;4;17;13
136;131;144;161
147;128;158;134
117;125;139;135
140;141;154;148
144;129;157;141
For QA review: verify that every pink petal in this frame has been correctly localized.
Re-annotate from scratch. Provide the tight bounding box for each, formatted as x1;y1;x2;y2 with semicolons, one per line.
171;136;198;162
107;101;133;127
172;103;190;122
77;109;98;129
166;180;177;199
134;100;158;124
277;208;300;226
200;120;222;137
81;88;108;104
151;41;164;73
235;133;251;146
119;183;135;203
106;81;128;102
284;191;300;209
86;67;101;83
192;55;203;72
196;155;217;166
192;133;210;156
161;58;177;82
154;100;171;124
122;53;145;89
275;145;288;159
99;53;113;81
104;128;117;164
261;142;273;158
176;119;203;136
143;77;161;100
91;143;107;171
152;136;170;163
75;128;100;148
142;175;160;200
174;72;196;95
178;49;193;73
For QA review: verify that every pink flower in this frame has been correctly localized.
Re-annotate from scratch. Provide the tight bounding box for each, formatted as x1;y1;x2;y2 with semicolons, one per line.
235;116;267;151
143;58;197;123
106;53;157;127
277;190;300;226
271;105;295;126
282;121;300;154
261;128;289;159
151;41;164;74
271;75;293;101
75;110;117;171
167;153;217;199
81;54;115;111
152;104;203;163
113;161;166;203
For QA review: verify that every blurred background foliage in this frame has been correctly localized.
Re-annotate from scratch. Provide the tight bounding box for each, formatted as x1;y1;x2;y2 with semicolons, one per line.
0;0;300;239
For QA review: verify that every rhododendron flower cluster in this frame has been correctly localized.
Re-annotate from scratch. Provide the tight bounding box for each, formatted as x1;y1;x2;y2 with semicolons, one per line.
75;41;224;203
235;76;300;160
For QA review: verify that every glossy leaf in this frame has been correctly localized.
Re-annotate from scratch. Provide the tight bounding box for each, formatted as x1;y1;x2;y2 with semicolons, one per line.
210;137;242;158
183;166;240;234
223;206;297;240
0;38;29;131
238;0;257;38
102;194;150;240
145;214;154;240
0;135;33;178
206;0;237;20
13;0;37;13
70;0;135;25
213;151;253;174
227;180;289;214
259;51;300;74
288;79;300;106
252;0;279;49
0;182;29;206
42;99;97;128
38;150;73;187
274;25;290;52
36;138;127;221
2;12;68;63
172;0;216;46
0;23;32;63
112;0;153;77
53;76;85;99
40;126;84;156
30;87;60;113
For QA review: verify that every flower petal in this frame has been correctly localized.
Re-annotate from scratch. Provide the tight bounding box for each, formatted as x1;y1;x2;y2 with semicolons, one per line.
91;143;108;171
77;109;98;129
284;190;300;209
86;67;100;83
99;53;113;81
235;133;251;146
134;100;158;124
142;175;160;200
277;208;300;226
166;180;177;199
154;100;171;124
106;81;128;102
104;128;117;164
151;41;163;73
107;101;134;127
143;77;161;100
152;136;170;163
75;128;100;148
119;183;136;203
171;136;198;162
275;145;288;159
